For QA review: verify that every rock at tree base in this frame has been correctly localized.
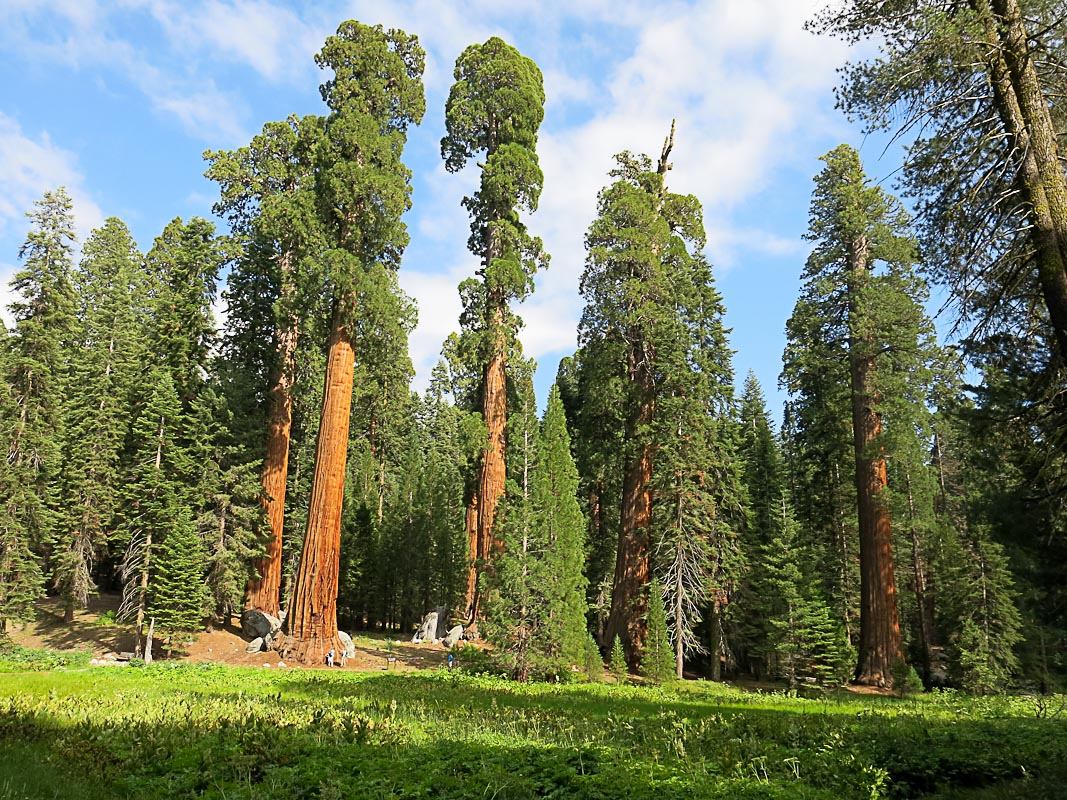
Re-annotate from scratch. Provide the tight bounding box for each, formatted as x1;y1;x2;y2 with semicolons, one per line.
241;609;282;641
246;637;264;653
338;631;355;658
443;625;463;648
412;611;438;643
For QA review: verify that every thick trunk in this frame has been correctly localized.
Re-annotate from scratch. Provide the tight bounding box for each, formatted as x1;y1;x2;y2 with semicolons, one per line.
849;234;903;687
281;302;351;665
478;345;507;559
604;390;654;668
979;0;1067;356
463;305;508;626
245;253;298;617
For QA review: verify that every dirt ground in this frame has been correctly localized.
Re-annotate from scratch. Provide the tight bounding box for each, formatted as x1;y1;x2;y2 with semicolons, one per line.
7;594;458;672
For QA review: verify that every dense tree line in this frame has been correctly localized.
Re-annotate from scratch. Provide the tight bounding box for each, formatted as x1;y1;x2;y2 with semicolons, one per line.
0;7;1062;691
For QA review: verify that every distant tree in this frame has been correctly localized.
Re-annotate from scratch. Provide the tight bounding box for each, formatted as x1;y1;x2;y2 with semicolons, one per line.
282;21;425;664
441;37;548;624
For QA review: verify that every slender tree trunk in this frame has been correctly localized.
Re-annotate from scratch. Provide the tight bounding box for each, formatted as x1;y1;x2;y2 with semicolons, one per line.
905;468;933;685
976;0;1067;356
849;233;904;687
675;551;684;679
245;253;299;616
281;301;351;665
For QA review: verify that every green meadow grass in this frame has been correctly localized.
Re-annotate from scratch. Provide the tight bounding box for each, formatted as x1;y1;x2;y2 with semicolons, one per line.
1;653;1065;799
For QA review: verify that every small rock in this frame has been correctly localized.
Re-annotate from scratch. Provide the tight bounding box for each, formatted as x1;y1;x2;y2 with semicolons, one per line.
245;637;264;653
277;661;286;668
263;662;272;668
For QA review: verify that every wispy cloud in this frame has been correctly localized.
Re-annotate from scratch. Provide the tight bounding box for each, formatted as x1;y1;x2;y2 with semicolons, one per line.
0;113;105;326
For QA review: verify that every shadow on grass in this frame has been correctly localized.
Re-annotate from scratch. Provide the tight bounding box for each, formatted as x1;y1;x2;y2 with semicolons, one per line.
4;669;1067;799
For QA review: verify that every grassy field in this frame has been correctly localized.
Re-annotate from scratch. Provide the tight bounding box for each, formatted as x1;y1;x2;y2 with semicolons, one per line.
1;651;1066;799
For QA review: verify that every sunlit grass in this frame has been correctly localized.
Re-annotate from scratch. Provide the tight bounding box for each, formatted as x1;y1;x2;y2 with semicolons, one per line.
0;657;1064;799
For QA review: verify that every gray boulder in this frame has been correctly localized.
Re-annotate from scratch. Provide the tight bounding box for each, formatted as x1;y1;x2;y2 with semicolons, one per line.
442;625;464;648
245;637;265;653
241;609;282;641
412;611;438;643
338;630;355;658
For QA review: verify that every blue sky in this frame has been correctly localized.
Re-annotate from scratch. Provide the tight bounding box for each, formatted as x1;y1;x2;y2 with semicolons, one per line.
0;1;915;421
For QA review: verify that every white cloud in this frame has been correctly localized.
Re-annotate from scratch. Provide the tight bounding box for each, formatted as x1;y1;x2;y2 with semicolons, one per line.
0;113;105;326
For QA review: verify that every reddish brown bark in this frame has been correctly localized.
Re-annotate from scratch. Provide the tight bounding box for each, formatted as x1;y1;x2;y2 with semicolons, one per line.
280;303;351;665
463;307;508;626
603;127;674;668
244;270;298;616
604;390;654;667
848;233;903;687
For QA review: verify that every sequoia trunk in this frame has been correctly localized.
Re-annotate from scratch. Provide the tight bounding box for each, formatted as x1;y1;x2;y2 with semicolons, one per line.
281;302;351;664
463;304;508;626
848;233;903;686
604;376;654;667
245;259;298;616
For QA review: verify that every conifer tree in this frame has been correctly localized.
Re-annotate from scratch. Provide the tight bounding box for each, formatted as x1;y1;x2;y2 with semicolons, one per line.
119;368;200;653
441;37;548;624
643;578;675;683
783;144;939;686
0;341;45;632
54;218;146;621
4;189;76;601
577;126;738;669
206;113;324;616
609;635;627;684
283;21;424;664
482;387;587;680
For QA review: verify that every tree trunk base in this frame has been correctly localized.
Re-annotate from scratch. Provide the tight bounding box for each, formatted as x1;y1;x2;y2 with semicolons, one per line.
277;632;344;666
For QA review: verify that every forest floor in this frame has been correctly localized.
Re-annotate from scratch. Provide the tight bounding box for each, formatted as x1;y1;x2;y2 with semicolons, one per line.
6;594;453;672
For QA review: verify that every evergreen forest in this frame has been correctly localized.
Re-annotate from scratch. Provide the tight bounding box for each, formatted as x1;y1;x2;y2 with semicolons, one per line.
5;2;1067;709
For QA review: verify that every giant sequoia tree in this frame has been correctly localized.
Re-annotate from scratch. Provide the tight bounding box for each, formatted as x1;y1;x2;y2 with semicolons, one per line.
441;37;547;623
577;128;739;668
784;145;940;686
281;21;424;664
206;114;324;617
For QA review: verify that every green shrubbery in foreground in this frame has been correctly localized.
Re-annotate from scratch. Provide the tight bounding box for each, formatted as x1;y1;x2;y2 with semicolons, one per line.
0;662;1065;799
